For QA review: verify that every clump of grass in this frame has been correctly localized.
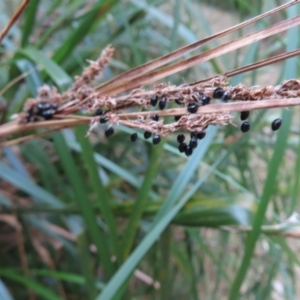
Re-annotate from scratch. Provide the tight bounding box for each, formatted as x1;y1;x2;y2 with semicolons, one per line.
1;1;300;300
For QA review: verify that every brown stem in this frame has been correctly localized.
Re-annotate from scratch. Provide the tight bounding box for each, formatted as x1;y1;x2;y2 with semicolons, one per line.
0;0;31;43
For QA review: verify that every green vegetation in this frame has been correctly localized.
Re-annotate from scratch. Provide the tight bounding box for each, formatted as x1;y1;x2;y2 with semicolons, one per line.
1;1;300;299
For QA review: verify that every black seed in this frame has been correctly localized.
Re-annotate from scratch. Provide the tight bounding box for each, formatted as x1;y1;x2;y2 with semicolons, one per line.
159;97;167;110
178;143;187;153
213;87;224;99
152;114;159;121
95;108;103;116
184;145;193;156
51;103;58;110
44;103;51;110
153;134;161;145
241;121;250;132
199;96;211;106
42;109;53;120
100;115;108;123
177;134;185;144
175;99;183;105
26;106;33;114
105;127;114;137
187;103;198;113
130;133;138;142
221;91;230;102
144;131;152;139
189;137;198;148
174;115;181;121
196;131;206;140
271;118;282;131
240;111;250;121
190;131;197;138
150;95;158;107
37;103;44;115
25;112;31;122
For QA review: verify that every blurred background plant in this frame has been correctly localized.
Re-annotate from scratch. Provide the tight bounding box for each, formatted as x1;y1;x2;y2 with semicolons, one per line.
1;0;300;299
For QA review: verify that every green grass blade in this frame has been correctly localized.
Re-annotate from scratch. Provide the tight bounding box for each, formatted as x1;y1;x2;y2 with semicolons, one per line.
53;132;114;277
19;47;72;90
21;0;39;47
0;270;63;300
52;0;119;64
29;269;105;289
77;232;97;299
96;142;226;300
122;141;164;259
0;280;13;300
0;162;63;208
187;228;230;282
229;110;292;299
229;4;299;298
63;130;158;198
75;125;121;263
36;1;85;48
158;228;172;300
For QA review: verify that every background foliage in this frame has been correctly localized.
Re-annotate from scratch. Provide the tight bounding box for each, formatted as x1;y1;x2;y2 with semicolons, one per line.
1;0;300;299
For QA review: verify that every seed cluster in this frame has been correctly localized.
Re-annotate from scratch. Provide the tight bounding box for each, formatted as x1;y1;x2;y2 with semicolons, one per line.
16;46;291;154
93;87;283;157
23;101;59;122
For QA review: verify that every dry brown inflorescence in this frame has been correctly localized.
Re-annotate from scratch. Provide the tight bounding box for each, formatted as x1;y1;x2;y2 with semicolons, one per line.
2;0;300;149
16;45;300;143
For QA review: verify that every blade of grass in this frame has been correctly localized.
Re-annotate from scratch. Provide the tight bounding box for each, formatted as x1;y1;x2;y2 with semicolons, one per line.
21;0;39;47
0;270;63;300
19;47;72;90
186;228;230;282
158;227;171;300
0;161;63;208
229;111;293;299
53;132;114;277
29;269;105;289
75;125;121;263
63;129;158;199
229;4;299;298
52;0;119;64
96;145;227;300
0;280;13;300
77;232;97;299
36;1;85;48
21;141;65;197
122;140;164;259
